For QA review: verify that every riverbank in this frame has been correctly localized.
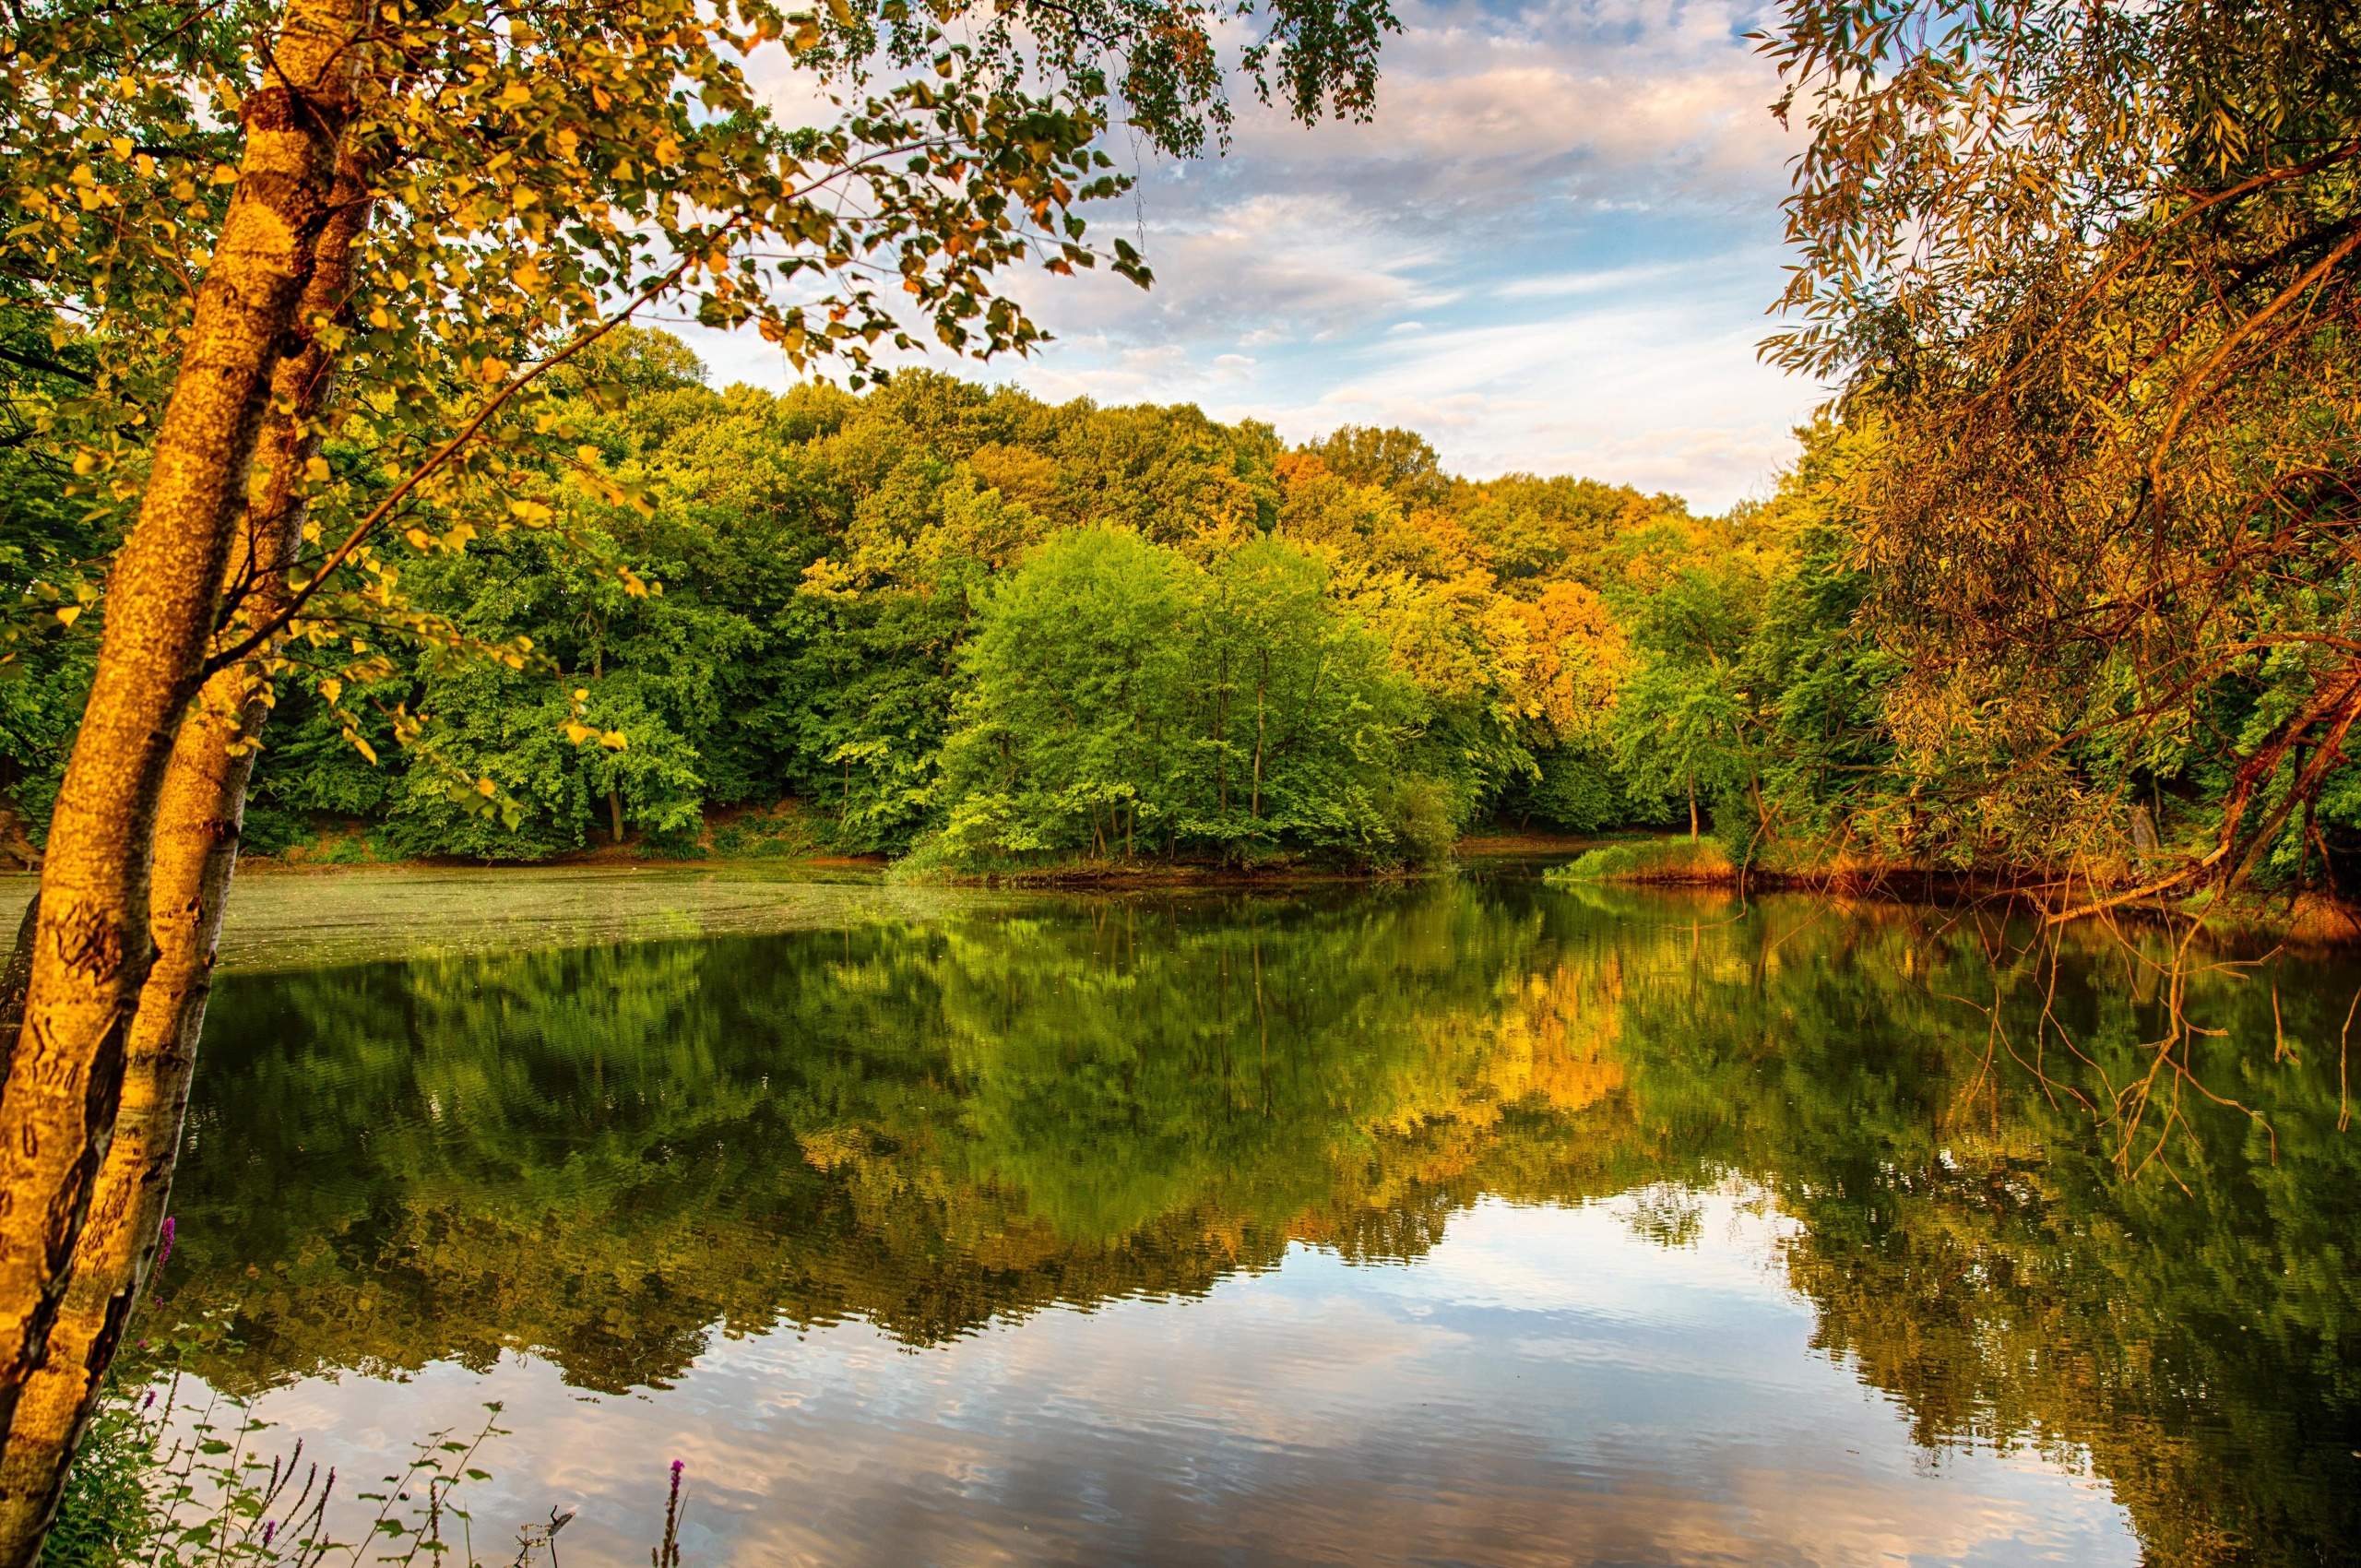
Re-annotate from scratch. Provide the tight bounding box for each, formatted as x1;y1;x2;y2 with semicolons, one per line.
881;828;1637;887
1547;835;2361;944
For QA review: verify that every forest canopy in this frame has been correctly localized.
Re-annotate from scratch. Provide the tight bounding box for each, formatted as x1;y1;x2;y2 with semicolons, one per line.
5;329;1742;871
17;313;2361;892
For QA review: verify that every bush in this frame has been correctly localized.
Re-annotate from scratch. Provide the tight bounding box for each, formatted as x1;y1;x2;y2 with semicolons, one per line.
40;1387;152;1568
1549;837;1735;883
1511;744;1627;833
1558;843;1643;881
1383;777;1458;867
235;803;310;859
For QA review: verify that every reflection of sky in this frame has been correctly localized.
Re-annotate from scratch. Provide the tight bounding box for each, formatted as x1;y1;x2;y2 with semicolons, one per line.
670;0;1828;510
239;1193;2137;1566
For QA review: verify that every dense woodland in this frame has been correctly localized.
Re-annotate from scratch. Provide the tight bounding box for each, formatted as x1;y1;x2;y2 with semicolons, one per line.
4;325;1756;872
4;0;2357;900
14;320;2358;885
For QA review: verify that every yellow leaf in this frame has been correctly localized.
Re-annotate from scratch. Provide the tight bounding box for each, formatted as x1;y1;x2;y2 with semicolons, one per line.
477;777;498;796
576;445;601;466
109;137;133;160
508;498;553;523
599;731;629;750
304;456;331;482
54;605;80;628
353;736;378;765
573;687;589;701
825;0;853;25
320;678;343;704
209;163;240;184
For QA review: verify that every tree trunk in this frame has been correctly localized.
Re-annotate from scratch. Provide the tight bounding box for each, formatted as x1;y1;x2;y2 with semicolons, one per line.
1252;650;1265;822
609;788;626;846
1688;774;1699;843
1216;674;1228;817
0;0;368;1537
0;136;376;1558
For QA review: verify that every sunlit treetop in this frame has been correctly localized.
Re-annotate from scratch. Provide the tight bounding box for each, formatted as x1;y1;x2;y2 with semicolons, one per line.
5;0;1399;388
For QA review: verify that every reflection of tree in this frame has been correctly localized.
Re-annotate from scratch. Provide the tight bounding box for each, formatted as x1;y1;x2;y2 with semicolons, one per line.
161;885;1622;1392
1579;897;2361;1568
159;885;2358;1564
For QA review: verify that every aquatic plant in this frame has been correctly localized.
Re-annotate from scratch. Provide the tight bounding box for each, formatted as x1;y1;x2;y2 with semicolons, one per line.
43;1376;684;1568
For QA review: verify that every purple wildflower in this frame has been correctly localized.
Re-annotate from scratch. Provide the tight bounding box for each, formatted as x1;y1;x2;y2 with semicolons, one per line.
143;1390;156;1410
155;1218;175;1267
670;1460;683;1480
261;1520;276;1547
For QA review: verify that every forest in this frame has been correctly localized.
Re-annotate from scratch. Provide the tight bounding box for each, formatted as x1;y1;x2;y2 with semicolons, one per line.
9;325;1744;873
17;317;2357;889
6;0;2359;897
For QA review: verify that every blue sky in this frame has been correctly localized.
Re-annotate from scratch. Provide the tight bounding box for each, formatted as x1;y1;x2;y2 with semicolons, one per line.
699;0;1831;514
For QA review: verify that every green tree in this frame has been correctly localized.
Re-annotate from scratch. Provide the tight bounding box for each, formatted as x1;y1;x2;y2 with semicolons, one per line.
936;526;1200;860
1609;564;1767;842
1182;537;1415;855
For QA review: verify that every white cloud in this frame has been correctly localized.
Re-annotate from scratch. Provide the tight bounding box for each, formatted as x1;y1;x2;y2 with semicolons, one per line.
676;0;1830;509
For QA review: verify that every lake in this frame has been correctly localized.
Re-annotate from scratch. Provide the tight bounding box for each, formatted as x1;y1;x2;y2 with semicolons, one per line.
112;863;2361;1565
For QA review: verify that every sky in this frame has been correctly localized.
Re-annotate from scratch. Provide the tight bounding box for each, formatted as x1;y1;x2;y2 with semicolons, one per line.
691;0;1832;514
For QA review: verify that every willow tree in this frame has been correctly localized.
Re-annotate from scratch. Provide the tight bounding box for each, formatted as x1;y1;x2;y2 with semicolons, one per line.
0;0;1398;1552
1765;0;2361;896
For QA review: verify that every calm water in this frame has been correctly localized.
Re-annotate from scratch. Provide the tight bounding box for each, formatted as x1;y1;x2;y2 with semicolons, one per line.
136;867;2361;1565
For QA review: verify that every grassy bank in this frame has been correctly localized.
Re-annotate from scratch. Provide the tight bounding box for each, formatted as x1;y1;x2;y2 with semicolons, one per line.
1549;837;1741;885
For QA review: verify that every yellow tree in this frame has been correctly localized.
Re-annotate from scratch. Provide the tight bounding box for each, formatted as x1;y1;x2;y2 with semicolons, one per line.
1764;0;2361;897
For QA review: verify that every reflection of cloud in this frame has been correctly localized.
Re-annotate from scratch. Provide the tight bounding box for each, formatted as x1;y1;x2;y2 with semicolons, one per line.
231;1199;2139;1568
670;0;1827;508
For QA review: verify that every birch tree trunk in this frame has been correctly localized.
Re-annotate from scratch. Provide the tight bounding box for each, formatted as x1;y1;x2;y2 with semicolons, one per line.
0;132;377;1559
0;0;369;1504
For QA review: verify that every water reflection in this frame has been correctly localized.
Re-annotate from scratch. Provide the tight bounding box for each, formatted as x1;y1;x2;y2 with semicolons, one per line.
160;877;2361;1565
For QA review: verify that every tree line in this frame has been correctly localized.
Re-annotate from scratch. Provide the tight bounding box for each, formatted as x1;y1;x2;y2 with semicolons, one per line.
9;330;1746;872
30;326;2353;890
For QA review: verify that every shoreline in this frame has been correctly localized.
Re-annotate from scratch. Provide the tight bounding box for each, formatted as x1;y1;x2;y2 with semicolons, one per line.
11;832;2355;944
1554;840;2361;946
